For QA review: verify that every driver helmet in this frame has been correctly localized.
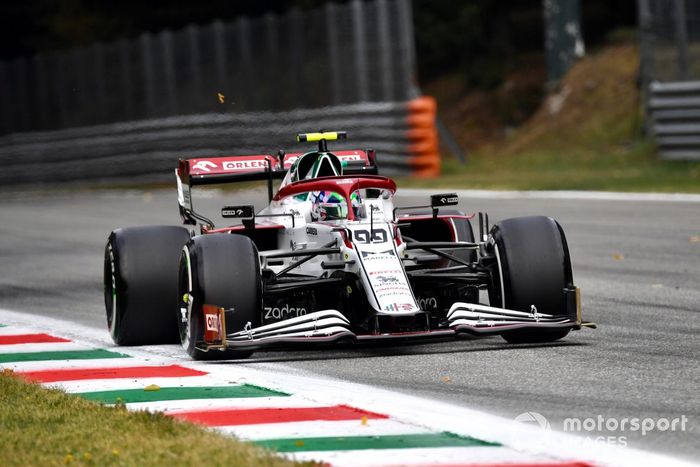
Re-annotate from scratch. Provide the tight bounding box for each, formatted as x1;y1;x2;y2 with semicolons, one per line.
311;190;362;221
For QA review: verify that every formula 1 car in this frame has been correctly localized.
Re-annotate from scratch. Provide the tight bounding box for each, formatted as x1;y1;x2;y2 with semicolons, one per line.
104;131;592;360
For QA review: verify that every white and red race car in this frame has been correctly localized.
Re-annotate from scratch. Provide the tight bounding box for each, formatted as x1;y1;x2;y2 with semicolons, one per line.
104;131;592;360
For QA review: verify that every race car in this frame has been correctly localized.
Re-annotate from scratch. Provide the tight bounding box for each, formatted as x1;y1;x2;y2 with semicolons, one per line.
104;131;593;360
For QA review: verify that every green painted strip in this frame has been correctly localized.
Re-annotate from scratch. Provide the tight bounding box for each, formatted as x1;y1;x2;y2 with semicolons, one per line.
0;324;6;327
0;348;129;363
255;432;501;453
78;384;289;404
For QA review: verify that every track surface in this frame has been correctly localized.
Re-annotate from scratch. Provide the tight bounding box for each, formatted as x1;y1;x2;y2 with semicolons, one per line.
1;187;698;461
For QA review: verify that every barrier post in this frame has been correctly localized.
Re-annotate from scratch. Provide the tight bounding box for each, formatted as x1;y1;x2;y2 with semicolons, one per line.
406;96;440;177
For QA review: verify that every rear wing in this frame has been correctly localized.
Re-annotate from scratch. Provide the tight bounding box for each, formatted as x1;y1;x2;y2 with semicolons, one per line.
176;149;377;226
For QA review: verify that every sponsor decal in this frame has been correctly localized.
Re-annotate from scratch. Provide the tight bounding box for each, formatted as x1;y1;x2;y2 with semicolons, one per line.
192;160;218;172
338;154;362;161
205;313;219;332
431;193;459;206
335;178;355;185
284;152;364;168
202;304;223;343
221;205;254;218
373;283;412;295
222;160;269;171
374;288;412;298
359;245;418;312
374;285;410;292
418;297;438;309
376;275;400;284
222;209;245;217
369;269;403;276
176;174;192;210
376;290;414;298
361;249;394;259
383;303;416;312
306;227;318;236
264;305;307;320
354;229;388;244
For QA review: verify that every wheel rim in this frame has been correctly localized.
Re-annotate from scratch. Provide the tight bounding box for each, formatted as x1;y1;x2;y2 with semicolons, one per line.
493;242;506;309
178;246;194;351
106;242;118;339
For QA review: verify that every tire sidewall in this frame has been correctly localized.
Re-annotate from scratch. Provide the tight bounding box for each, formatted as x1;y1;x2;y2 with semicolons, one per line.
104;234;121;342
489;216;573;343
178;234;260;360
104;226;190;346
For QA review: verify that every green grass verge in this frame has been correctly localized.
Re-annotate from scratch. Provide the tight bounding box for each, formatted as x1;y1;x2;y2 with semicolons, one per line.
0;372;310;466
410;44;700;193
399;141;700;192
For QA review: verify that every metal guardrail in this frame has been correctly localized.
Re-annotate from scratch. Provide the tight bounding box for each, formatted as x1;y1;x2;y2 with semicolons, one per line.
0;101;440;185
648;80;700;160
0;0;418;136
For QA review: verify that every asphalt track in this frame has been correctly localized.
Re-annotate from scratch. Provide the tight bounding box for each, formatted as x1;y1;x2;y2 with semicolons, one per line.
0;186;698;462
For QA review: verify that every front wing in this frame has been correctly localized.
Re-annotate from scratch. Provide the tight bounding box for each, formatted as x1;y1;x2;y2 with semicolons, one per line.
196;303;585;354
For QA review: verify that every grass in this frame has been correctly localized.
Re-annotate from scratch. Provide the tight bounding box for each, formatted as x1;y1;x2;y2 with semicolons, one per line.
409;43;700;192
0;372;307;467
401;142;700;192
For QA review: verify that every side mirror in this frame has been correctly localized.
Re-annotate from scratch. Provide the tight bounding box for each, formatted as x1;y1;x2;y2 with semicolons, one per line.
430;193;458;207
221;205;255;219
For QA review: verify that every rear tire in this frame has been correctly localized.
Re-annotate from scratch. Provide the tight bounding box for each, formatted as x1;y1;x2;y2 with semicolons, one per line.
178;234;261;360
489;216;574;343
104;226;190;345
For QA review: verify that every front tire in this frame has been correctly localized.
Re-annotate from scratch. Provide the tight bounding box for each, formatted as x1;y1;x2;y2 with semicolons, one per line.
178;234;262;360
489;216;574;343
104;226;190;345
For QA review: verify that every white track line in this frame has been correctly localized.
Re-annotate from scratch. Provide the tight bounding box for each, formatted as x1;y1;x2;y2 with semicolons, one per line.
1;357;141;372
218;418;433;440
0;326;53;335
288;446;563;466
0;342;91;354
45;375;229;394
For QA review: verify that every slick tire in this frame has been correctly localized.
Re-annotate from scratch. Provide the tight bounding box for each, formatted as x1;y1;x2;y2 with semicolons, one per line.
178;234;261;360
104;226;190;346
489;216;573;343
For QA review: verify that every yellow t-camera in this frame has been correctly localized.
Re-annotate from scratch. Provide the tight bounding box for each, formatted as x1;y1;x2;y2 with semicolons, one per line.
296;131;347;143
